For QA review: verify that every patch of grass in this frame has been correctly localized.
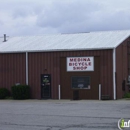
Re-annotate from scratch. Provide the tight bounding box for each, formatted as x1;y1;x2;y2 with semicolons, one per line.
123;93;130;98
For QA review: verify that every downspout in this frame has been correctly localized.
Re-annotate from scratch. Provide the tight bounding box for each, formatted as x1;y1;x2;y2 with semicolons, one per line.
26;52;28;85
113;48;116;100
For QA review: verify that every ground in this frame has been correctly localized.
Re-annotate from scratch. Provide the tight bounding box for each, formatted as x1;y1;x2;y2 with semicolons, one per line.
0;99;129;130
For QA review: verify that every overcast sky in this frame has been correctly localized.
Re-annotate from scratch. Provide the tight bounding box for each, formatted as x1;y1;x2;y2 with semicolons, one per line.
0;0;130;36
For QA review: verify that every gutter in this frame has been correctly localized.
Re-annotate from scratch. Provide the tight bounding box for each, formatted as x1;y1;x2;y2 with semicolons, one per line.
26;52;28;85
0;47;114;54
113;48;116;100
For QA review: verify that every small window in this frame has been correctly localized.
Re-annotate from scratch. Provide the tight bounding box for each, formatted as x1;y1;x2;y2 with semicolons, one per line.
71;76;90;89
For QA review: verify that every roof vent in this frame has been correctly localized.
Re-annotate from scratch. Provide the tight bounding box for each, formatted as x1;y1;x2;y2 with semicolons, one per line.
3;34;7;42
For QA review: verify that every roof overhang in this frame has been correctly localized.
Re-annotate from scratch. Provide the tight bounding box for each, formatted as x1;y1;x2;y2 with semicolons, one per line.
0;47;114;54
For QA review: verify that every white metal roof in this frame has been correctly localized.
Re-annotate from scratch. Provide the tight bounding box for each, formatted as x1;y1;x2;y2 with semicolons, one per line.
0;30;130;53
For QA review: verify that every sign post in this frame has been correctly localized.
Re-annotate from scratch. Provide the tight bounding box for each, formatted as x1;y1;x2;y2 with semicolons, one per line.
99;84;101;100
59;85;61;100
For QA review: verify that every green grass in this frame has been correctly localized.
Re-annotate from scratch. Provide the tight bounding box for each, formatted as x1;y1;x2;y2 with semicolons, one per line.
123;93;130;98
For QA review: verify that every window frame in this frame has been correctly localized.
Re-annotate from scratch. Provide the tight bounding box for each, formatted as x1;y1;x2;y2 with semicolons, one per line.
71;76;91;89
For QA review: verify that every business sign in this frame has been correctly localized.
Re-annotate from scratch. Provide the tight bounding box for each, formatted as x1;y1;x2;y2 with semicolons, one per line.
67;57;94;71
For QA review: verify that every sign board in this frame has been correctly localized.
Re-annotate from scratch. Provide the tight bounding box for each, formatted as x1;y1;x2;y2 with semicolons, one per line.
67;57;94;71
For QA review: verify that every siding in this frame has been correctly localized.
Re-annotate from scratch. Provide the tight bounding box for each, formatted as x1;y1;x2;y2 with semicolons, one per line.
0;53;26;90
0;42;129;99
116;38;129;99
60;56;100;99
28;50;113;99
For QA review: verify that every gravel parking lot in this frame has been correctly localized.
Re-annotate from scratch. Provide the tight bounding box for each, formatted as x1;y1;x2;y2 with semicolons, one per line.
0;99;130;130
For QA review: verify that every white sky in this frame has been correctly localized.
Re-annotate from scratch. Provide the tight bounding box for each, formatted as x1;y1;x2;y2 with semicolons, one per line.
0;0;130;36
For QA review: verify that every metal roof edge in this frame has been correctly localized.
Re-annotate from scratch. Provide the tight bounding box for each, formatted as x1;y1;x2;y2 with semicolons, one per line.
115;35;130;49
0;48;114;54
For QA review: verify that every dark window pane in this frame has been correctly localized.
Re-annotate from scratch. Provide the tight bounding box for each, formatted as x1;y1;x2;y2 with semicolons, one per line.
71;76;90;89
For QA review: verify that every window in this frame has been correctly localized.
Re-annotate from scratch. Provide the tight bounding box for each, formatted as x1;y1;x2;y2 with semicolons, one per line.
71;76;90;89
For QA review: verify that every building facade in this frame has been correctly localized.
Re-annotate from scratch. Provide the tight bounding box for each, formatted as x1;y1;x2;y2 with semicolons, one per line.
0;30;130;100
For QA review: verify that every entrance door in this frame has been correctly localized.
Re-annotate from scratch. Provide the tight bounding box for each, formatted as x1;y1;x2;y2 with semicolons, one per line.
41;74;51;99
